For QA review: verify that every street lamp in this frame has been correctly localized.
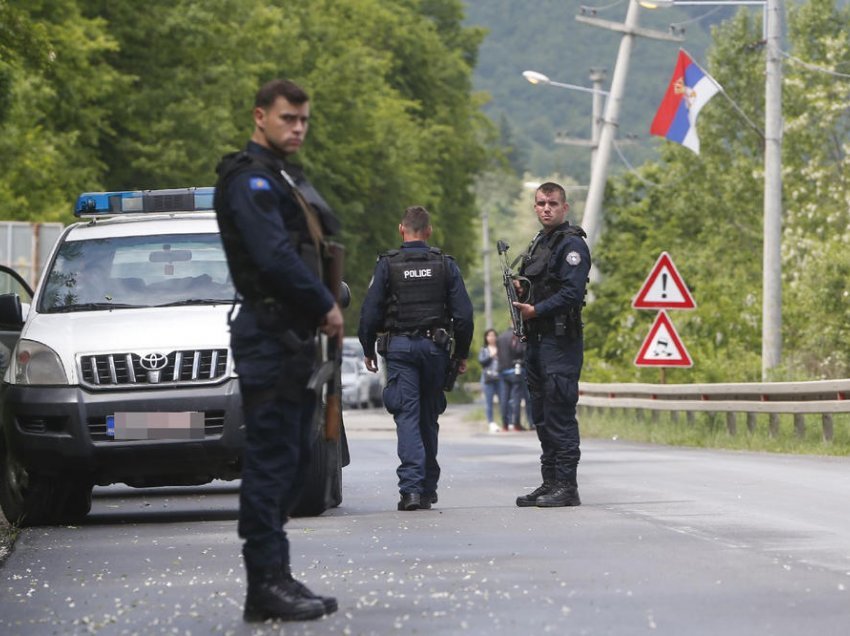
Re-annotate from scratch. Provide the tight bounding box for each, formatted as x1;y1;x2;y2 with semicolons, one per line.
523;69;609;177
640;0;781;380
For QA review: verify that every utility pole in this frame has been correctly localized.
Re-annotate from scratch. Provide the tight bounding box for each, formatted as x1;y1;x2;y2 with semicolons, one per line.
762;0;783;378
554;68;608;179
576;0;683;250
482;206;493;329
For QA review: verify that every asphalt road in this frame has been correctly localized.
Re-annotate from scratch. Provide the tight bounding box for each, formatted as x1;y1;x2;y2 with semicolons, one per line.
1;404;849;635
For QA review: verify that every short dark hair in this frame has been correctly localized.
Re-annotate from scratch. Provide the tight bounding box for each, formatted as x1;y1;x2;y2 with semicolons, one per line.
254;79;309;109
537;182;566;203
401;206;430;234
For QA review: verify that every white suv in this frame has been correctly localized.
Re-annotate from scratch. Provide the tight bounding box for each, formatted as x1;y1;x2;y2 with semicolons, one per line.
0;188;346;525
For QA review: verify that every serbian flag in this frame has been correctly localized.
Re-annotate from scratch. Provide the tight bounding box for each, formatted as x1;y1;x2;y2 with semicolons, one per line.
650;50;720;154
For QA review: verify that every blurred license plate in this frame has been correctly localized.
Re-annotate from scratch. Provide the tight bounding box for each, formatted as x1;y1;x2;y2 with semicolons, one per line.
107;412;204;440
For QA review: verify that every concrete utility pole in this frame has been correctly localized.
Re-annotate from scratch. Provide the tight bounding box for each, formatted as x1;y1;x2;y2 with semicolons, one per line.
554;68;608;178
576;0;683;250
762;0;783;378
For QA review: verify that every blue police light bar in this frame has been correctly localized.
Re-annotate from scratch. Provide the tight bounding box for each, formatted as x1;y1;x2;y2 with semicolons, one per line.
74;187;215;217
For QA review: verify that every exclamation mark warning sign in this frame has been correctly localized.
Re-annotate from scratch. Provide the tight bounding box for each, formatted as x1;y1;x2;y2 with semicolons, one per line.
632;252;696;310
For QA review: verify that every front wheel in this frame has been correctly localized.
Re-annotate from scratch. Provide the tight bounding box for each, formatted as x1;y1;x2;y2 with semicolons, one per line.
289;404;343;518
0;435;93;527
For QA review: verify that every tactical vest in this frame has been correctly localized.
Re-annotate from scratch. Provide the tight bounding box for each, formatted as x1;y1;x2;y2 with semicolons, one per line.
519;224;587;305
382;248;450;333
213;150;321;329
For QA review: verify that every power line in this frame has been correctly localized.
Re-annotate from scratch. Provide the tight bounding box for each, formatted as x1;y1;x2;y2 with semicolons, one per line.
780;49;850;79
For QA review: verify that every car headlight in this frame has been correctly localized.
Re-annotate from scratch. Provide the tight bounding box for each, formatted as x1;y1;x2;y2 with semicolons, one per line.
9;339;68;385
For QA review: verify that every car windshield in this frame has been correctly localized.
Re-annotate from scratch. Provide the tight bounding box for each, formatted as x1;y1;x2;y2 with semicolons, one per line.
39;233;235;312
341;358;358;375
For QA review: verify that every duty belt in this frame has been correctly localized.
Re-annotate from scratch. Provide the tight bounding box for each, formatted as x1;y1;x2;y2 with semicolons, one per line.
390;327;452;349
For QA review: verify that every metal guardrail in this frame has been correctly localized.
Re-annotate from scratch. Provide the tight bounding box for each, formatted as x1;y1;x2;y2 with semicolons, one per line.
578;380;850;441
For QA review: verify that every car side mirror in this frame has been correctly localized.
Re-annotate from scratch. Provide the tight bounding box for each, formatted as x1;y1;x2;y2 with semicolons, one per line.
339;281;351;309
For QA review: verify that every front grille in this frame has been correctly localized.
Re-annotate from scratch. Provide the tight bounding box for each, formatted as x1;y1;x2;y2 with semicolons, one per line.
79;349;229;389
86;410;227;441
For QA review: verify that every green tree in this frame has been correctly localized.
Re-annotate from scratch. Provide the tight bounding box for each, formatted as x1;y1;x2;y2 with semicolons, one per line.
0;0;126;221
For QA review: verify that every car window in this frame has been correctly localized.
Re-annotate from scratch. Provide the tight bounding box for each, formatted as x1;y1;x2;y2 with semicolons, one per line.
341;358;358;375
38;233;235;312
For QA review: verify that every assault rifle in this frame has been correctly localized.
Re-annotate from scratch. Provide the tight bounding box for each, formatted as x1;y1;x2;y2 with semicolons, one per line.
496;240;528;342
322;241;345;442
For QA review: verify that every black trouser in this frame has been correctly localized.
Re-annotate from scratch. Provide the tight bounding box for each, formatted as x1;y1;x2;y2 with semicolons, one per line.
231;307;315;575
525;332;582;483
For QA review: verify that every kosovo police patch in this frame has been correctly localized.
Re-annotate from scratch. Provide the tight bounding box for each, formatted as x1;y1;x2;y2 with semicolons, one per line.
249;177;271;191
566;251;581;266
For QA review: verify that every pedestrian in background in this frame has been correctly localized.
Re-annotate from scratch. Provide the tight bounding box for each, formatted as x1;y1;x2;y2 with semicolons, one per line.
478;328;502;433
512;182;590;508
358;206;474;511
497;328;524;431
214;78;341;622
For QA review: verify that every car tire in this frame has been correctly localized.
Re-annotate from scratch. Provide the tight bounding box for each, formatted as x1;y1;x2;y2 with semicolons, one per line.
289;410;343;518
1;435;59;526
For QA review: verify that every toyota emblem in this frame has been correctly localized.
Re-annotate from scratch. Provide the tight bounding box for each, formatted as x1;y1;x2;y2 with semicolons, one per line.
139;352;168;371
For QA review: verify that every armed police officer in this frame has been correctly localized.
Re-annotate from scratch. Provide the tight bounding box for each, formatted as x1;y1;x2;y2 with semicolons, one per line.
214;79;342;622
512;182;590;508
359;206;473;511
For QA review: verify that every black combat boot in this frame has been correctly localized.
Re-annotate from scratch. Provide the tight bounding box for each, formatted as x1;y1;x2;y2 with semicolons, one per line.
535;479;581;507
420;492;438;510
282;565;338;615
515;481;555;507
243;569;326;622
398;492;421;511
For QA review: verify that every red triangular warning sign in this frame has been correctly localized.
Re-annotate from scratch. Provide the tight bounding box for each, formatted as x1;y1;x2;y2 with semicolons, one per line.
632;252;696;310
634;311;693;367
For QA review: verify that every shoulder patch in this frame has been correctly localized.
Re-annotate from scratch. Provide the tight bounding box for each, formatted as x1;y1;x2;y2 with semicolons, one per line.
249;177;271;191
566;251;582;266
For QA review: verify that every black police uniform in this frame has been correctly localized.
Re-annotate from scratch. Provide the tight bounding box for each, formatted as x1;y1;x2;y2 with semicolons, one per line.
214;141;338;618
358;241;473;507
515;222;590;507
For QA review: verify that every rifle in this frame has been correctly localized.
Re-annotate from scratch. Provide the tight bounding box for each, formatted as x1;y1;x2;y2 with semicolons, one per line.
496;240;528;342
322;240;345;441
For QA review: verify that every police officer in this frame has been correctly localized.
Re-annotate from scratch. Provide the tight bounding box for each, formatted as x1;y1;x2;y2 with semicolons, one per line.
512;182;590;508
214;79;342;622
358;206;474;511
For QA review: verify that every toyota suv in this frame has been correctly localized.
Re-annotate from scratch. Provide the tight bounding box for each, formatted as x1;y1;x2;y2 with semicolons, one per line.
0;188;347;526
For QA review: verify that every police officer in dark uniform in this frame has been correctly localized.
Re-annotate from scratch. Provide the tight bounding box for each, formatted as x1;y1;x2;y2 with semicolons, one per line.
512;182;590;508
213;79;342;622
358;206;473;511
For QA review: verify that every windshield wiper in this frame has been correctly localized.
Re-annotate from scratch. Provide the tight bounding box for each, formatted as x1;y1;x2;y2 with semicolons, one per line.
49;302;142;313
155;298;234;307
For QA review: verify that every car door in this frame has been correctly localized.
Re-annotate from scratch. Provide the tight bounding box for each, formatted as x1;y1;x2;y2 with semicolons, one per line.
0;265;34;375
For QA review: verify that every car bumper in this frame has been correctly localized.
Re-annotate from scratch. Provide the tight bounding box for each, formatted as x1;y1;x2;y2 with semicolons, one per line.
1;380;244;487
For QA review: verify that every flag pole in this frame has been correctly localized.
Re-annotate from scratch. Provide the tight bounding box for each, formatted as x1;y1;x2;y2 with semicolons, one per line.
682;48;765;143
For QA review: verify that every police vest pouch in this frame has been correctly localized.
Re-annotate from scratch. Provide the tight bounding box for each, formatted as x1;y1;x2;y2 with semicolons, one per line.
376;332;390;357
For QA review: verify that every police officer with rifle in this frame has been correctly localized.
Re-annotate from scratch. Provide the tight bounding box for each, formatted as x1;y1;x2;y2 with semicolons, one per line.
510;182;590;508
214;79;341;622
358;206;474;511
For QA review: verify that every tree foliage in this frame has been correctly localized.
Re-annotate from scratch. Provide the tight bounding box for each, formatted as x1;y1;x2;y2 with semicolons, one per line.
0;0;491;326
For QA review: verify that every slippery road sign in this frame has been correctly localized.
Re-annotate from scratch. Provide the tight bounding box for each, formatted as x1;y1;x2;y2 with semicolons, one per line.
632;252;696;310
634;311;693;367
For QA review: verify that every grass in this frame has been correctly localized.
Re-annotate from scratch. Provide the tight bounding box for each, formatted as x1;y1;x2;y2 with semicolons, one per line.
465;399;850;456
0;514;17;565
579;407;850;456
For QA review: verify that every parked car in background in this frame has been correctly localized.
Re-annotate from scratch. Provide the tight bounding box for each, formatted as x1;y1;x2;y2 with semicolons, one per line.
342;336;384;408
341;356;370;409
